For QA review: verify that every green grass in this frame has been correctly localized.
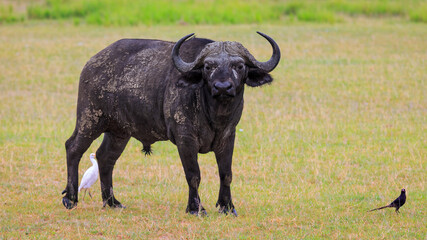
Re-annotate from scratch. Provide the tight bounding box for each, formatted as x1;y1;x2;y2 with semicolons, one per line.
0;4;24;23
25;0;282;25
2;0;427;25
409;1;427;22
0;20;426;238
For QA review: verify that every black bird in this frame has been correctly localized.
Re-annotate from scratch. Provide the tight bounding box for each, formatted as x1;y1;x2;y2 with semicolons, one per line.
368;188;406;213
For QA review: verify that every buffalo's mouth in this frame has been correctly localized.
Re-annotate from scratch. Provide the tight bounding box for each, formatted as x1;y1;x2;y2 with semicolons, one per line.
212;89;236;99
213;93;235;101
212;93;236;101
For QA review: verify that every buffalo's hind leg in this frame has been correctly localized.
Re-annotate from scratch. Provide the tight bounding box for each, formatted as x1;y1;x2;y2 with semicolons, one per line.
63;129;100;209
96;132;130;208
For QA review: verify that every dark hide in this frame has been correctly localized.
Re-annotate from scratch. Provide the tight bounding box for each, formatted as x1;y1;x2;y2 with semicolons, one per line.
62;34;280;216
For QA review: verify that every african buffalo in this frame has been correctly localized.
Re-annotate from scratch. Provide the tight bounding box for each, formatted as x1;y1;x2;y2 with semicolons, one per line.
62;32;280;216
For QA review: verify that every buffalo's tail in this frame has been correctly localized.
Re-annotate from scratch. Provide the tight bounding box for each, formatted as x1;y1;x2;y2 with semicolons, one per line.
142;144;152;156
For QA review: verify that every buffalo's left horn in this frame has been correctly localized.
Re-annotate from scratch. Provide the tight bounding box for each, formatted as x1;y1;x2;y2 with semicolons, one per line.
172;33;196;73
251;32;281;72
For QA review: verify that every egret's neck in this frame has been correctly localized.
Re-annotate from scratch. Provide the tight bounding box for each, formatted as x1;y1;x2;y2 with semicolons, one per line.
90;157;98;167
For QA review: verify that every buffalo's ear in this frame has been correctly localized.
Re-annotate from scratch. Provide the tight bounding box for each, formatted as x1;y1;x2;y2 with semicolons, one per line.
177;69;203;87
245;68;273;87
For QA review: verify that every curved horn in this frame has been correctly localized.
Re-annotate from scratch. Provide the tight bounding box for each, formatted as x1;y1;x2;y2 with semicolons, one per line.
172;33;196;73
252;31;281;72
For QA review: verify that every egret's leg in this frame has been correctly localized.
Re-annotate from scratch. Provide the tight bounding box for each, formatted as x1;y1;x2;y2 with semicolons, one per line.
82;189;87;201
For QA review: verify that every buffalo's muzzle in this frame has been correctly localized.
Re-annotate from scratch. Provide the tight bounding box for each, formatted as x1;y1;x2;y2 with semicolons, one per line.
213;81;235;97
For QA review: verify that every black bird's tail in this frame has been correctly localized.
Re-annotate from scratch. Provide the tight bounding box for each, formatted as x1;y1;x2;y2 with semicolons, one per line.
368;205;391;212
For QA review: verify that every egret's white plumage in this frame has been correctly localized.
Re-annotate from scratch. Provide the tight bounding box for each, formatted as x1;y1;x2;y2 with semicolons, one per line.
78;153;98;200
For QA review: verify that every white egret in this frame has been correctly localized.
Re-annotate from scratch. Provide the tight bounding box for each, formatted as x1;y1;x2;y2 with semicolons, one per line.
78;153;98;200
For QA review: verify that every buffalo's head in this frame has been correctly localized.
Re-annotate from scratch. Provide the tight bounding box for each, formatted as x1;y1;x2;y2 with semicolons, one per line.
172;32;280;100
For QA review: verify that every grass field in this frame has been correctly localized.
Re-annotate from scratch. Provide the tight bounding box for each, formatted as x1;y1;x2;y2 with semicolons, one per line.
0;19;426;238
2;0;427;24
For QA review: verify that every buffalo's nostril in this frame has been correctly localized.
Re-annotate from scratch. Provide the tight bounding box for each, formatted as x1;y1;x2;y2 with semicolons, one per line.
214;82;232;90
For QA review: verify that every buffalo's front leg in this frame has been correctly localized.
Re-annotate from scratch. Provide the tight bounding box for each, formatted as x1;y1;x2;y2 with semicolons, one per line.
176;136;206;216
96;132;130;208
214;132;237;216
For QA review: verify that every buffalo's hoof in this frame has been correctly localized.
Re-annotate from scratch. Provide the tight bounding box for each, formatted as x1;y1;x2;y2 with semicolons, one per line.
62;197;77;209
218;206;238;217
188;209;208;217
103;199;126;209
186;203;207;217
186;198;207;217
216;202;238;217
112;203;126;209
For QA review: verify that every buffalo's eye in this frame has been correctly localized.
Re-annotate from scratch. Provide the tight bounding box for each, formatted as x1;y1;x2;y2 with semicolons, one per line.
233;64;244;71
205;64;216;71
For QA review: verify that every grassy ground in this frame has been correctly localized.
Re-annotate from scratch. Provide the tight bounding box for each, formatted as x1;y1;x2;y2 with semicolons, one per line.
0;20;426;238
2;0;427;24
